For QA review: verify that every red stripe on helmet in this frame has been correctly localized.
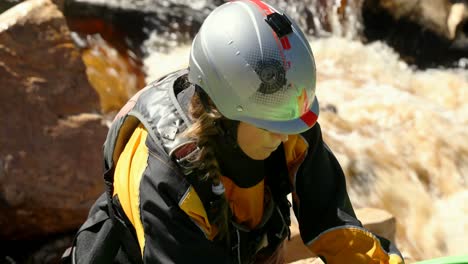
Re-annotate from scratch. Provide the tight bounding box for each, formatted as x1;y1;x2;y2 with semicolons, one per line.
249;0;273;15
300;110;318;127
280;37;291;50
247;0;289;68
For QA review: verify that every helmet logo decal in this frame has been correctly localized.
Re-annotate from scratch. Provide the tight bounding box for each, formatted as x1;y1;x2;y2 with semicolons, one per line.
255;60;286;94
297;88;309;114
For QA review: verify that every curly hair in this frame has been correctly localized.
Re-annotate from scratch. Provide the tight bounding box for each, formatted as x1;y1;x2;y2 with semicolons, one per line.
177;78;232;245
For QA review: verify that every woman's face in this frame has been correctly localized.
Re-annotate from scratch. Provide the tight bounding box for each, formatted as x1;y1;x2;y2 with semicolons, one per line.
237;122;289;160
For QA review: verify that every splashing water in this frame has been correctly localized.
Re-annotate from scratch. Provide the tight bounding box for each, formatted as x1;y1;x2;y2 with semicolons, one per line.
143;35;468;261
311;36;468;261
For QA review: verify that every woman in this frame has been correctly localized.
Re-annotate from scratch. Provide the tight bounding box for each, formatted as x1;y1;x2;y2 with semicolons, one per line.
68;0;405;263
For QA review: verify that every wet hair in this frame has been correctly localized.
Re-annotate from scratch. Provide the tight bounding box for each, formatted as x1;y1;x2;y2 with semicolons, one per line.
177;77;232;244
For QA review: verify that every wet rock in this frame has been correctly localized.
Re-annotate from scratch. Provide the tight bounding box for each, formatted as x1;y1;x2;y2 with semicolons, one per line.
362;0;468;68
375;0;454;38
0;0;21;13
1;0;64;13
63;0;222;54
0;0;107;240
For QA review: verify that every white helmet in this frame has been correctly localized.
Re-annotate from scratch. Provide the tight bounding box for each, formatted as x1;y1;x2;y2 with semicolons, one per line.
188;0;319;134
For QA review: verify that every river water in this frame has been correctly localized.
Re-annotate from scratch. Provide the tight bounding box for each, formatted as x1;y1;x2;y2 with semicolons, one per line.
142;5;468;263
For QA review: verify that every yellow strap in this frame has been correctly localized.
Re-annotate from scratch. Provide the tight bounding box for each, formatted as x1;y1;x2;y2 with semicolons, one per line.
179;186;216;240
113;124;148;255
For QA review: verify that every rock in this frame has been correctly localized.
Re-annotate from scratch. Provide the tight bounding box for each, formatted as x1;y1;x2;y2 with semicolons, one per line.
0;0;108;240
367;0;461;39
0;0;64;13
0;1;20;13
63;0;218;54
448;2;467;39
284;223;319;263
362;0;468;68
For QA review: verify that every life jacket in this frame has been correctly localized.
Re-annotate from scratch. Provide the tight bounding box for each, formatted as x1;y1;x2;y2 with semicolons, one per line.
62;69;293;264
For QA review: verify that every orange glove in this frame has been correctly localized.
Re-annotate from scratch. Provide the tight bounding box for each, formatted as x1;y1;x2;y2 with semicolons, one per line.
307;226;404;264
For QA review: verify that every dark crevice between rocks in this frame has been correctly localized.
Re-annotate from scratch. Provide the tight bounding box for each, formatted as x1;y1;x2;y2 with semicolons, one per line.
0;231;75;264
63;1;147;58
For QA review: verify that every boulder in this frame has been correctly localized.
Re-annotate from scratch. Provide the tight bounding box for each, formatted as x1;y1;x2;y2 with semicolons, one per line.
284;223;322;264
362;0;468;68
367;0;467;40
0;0;64;13
0;1;19;13
0;0;107;239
